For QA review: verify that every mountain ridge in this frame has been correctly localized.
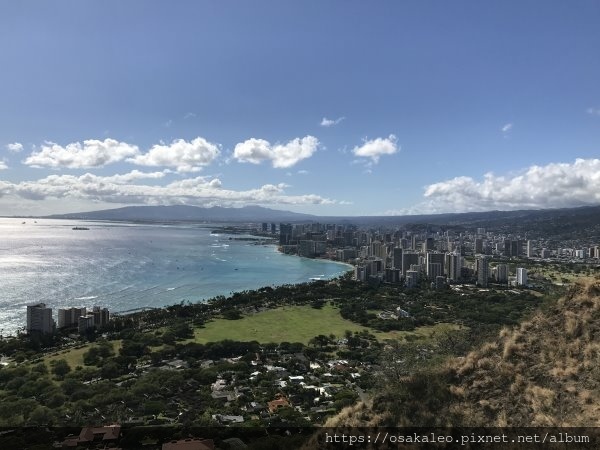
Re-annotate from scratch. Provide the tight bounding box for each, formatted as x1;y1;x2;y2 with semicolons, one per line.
44;204;600;236
46;205;316;222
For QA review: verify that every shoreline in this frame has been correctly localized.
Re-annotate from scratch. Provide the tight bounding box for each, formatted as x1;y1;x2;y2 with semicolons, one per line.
0;220;353;336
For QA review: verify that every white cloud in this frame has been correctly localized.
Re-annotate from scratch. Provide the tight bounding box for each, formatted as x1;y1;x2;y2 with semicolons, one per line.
6;142;24;153
88;170;168;184
0;160;7;170
320;116;345;127
587;107;600;116
24;139;140;169
501;123;513;133
417;158;600;213
233;136;319;168
352;134;398;163
128;137;221;173
184;112;196;119
0;172;334;207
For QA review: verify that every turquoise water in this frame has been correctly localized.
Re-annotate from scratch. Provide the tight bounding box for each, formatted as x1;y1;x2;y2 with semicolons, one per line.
0;218;351;335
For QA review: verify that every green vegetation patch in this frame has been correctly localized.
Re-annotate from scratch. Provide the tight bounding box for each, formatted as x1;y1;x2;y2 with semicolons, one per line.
193;303;371;344
193;303;461;344
375;322;464;342
44;340;121;370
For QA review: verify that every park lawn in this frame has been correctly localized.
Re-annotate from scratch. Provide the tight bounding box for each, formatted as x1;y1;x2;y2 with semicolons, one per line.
373;322;464;342
193;303;367;344
44;340;122;370
192;303;462;344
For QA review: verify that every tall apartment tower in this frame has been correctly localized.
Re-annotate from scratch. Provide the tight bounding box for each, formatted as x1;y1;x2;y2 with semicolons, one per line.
426;252;445;277
58;307;87;328
516;268;528;286
423;237;434;252
91;306;110;328
511;240;522;257
401;252;420;276
474;238;484;254
445;252;462;281
496;264;508;283
27;303;55;334
411;235;418;251
526;240;534;258
476;256;490;287
392;247;403;269
279;223;293;245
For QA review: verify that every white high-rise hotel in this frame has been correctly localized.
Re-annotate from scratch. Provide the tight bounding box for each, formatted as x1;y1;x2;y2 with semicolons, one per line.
516;268;528;286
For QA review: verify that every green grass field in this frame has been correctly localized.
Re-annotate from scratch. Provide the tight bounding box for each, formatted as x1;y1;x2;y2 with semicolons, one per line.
193;303;461;344
44;340;122;369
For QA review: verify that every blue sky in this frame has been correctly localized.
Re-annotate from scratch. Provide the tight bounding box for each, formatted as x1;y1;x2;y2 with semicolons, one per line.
1;1;599;216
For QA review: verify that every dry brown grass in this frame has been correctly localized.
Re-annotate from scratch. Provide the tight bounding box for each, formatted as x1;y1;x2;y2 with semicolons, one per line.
324;278;600;428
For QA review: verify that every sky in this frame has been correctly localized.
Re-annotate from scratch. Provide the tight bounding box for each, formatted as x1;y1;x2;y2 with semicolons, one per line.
1;1;599;216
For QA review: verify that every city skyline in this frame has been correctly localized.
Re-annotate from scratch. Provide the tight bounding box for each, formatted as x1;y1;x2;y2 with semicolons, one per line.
1;1;600;216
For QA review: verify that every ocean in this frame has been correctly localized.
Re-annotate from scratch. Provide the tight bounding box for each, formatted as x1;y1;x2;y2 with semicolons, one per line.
0;218;351;336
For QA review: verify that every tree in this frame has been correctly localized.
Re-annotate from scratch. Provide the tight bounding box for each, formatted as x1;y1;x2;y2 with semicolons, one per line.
30;363;48;376
50;359;71;380
28;406;55;426
100;361;121;380
83;347;100;366
144;400;166;416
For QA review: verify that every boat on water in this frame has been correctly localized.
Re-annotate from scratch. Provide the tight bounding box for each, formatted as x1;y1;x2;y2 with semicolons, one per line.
72;226;90;230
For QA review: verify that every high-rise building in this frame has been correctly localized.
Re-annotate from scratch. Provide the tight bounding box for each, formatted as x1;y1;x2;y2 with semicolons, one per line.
516;268;528;286
370;241;386;258
495;264;508;283
476;256;490;287
526;240;534;258
78;314;95;334
27;303;55;334
445;252;462;281
91;306;110;328
298;240;316;257
401;252;419;276
427;262;442;280
422;237;434;252
385;268;402;283
474;238;484;254
58;307;87;329
392;247;403;269
279;223;293;245
511;240;522;257
410;235;418;250
405;270;419;288
426;252;445;277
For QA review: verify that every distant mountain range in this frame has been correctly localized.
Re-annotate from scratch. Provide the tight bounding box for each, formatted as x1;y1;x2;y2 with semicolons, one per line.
46;203;600;238
47;205;316;223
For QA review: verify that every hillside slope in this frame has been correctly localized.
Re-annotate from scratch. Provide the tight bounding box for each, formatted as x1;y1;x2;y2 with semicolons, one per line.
324;278;600;429
447;278;600;426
